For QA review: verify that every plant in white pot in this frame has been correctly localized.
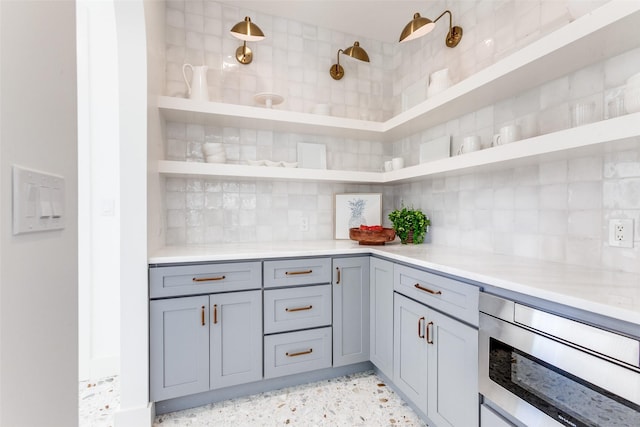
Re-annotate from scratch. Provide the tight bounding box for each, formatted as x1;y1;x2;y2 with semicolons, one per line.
388;205;430;244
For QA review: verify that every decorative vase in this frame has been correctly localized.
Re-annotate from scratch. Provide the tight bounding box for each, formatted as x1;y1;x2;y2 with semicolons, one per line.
402;230;414;244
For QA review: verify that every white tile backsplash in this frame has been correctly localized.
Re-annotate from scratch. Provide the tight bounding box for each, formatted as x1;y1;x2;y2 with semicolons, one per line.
161;1;640;274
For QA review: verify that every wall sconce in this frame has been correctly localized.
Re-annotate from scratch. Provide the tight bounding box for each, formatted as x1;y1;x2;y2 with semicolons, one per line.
399;10;463;47
329;41;370;80
230;16;265;64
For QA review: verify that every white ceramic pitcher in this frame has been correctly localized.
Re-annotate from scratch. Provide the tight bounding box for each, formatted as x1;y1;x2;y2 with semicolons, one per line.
182;64;209;101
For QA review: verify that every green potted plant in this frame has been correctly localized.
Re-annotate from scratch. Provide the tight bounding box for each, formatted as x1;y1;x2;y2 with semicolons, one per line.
388;205;430;244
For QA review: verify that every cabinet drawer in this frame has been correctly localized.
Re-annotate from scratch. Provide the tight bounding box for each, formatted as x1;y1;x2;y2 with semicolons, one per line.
263;258;331;288
264;285;332;334
150;261;261;298
394;264;479;326
264;327;332;379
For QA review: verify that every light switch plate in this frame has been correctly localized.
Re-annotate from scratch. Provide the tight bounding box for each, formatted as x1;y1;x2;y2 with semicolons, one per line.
12;165;65;234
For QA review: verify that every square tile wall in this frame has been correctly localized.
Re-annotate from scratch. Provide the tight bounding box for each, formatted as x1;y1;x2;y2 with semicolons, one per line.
161;1;640;275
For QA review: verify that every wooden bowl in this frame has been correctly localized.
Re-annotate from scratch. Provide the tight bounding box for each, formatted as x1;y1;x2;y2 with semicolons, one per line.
349;227;396;245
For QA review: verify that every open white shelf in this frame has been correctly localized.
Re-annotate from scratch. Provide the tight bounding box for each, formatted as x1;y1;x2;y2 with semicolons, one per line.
158;1;640;144
159;113;640;184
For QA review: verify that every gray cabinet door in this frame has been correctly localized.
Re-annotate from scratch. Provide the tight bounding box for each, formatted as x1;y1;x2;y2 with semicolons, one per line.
332;256;370;367
150;296;210;401
370;257;394;378
427;308;479;427
393;293;429;415
210;290;263;389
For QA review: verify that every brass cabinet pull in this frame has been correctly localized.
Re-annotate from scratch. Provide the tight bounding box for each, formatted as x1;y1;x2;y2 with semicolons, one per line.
201;306;205;326
285;305;313;312
414;283;442;295
193;275;226;282
285;269;313;275
418;316;425;339
213;304;218;324
286;348;313;357
336;267;341;284
426;321;434;344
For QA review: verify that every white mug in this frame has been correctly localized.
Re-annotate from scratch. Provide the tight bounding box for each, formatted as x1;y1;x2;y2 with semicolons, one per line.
457;136;481;155
493;124;521;146
384;160;393;172
392;157;404;170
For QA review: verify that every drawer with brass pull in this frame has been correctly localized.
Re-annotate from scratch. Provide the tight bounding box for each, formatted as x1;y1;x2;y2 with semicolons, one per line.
263;327;332;379
150;261;262;298
264;284;332;333
394;264;479;326
263;257;331;288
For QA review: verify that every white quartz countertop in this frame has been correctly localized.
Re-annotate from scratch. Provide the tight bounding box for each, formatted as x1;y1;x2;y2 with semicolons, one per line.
149;241;640;326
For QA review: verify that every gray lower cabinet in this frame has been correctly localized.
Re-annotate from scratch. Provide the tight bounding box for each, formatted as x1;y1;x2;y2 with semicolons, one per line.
150;295;210;401
209;290;263;389
480;404;515;427
394;293;478;427
150;290;262;401
369;257;394;378
332;256;370;367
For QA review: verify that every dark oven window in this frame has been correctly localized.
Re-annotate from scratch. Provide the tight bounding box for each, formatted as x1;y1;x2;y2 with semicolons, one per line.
489;338;640;427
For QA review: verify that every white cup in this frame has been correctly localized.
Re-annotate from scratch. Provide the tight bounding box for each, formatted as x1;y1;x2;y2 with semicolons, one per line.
457;136;482;155
384;160;393;172
392;157;404;170
571;102;596;127
493;124;521;146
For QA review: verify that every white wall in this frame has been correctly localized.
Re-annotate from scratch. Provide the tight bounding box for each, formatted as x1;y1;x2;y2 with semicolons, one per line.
0;1;78;426
77;0;121;382
113;1;153;425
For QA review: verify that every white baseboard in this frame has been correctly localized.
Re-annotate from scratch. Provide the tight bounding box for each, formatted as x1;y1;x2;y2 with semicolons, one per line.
114;402;155;427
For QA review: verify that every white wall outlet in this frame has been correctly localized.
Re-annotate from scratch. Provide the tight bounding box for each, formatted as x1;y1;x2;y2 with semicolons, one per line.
608;219;634;248
300;216;309;232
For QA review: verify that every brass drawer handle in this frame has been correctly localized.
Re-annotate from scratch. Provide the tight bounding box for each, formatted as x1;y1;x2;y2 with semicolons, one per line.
285;269;313;275
201;305;205;326
285;305;313;312
286;348;313;357
418;316;425;339
414;283;442;295
426;321;434;344
213;304;218;324
193;275;226;282
336;267;341;284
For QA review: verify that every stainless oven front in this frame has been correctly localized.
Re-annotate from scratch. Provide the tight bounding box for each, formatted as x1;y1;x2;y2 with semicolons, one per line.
479;293;640;427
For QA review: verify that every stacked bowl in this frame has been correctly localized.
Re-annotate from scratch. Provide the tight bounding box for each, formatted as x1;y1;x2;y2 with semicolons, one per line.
202;143;226;163
625;72;640;114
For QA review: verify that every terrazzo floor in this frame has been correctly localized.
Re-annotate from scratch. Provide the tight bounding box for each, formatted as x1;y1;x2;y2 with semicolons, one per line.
80;371;428;426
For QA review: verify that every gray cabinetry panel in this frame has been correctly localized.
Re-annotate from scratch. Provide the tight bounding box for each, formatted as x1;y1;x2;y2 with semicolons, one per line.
427;307;479;427
150;296;210;401
263;257;331;288
264;327;332;379
370;257;394;378
393;293;429;415
332;256;370;367
264;285;332;334
210;290;263;389
394;263;479;326
150;261;261;298
481;404;516;427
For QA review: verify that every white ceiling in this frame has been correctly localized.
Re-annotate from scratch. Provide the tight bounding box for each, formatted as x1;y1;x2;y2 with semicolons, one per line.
218;1;443;43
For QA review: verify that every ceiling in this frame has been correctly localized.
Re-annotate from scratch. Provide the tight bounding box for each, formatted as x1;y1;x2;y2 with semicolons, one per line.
218;1;443;43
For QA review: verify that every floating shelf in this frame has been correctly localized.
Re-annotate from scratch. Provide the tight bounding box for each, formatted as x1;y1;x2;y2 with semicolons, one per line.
159;113;640;184
158;1;640;144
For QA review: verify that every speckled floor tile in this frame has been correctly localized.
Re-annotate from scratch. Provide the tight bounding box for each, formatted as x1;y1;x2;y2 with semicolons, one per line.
79;376;119;427
153;371;428;426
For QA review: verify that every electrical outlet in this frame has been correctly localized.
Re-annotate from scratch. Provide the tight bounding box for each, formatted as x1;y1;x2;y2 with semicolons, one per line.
609;219;634;248
300;216;309;232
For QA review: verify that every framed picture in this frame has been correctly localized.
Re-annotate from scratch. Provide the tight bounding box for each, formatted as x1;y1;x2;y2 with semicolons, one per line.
334;193;382;239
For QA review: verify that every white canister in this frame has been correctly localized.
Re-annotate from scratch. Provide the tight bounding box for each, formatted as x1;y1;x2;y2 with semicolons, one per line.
427;68;452;98
384;160;393;172
392;157;404;170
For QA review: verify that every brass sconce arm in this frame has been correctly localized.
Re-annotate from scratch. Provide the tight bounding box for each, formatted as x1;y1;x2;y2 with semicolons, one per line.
330;48;346;80
330;41;369;80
